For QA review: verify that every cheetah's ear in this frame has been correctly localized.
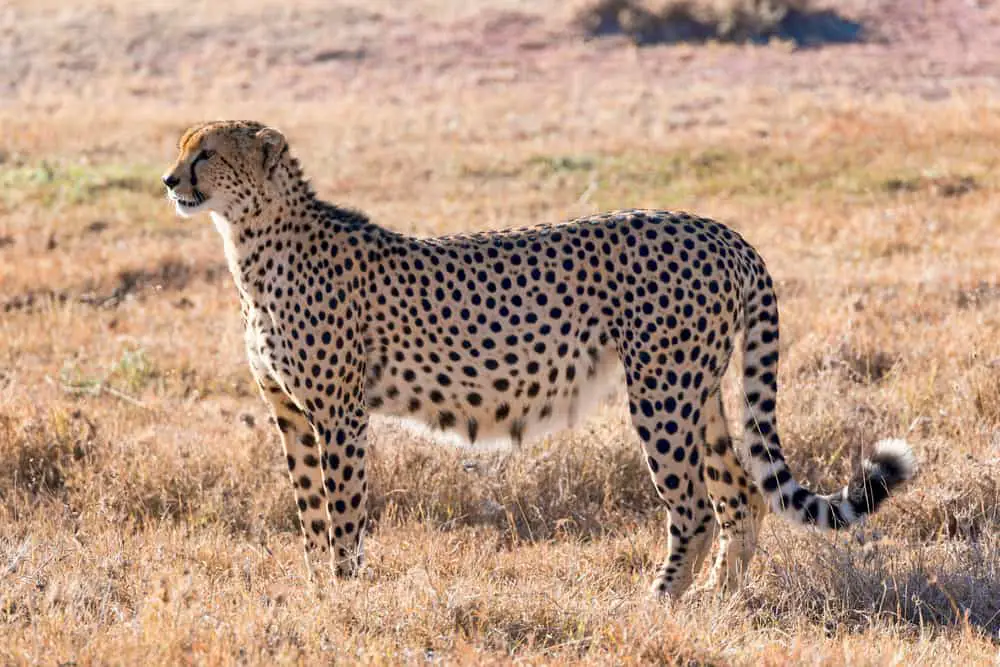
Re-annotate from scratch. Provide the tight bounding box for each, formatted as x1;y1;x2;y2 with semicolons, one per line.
255;127;287;177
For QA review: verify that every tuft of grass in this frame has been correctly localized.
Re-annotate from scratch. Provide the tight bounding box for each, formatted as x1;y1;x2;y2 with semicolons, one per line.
750;529;1000;635
820;343;900;386
59;345;161;400
568;0;857;45
367;411;656;541
0;409;92;497
883;173;980;198
527;154;599;174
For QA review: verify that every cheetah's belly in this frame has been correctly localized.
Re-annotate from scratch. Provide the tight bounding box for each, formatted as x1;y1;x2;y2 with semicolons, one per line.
366;337;623;450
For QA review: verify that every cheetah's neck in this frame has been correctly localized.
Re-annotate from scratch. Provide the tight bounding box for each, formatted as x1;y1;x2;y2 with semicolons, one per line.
211;211;256;305
210;191;317;312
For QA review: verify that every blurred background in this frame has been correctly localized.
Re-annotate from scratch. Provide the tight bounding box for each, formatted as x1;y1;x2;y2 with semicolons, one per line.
1;1;999;663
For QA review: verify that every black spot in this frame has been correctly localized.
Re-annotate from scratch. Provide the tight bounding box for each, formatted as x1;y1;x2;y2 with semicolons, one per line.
510;419;525;443
438;411;456;429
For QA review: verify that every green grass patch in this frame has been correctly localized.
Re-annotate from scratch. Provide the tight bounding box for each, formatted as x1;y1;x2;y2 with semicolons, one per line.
458;137;991;218
59;345;161;401
531;142;994;210
0;161;163;209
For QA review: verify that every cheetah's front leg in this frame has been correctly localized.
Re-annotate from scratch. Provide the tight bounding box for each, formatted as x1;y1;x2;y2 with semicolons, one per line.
256;379;329;577
314;403;370;578
255;360;370;578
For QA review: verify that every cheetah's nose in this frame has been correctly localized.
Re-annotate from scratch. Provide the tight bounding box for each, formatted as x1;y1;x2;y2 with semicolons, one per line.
162;174;180;189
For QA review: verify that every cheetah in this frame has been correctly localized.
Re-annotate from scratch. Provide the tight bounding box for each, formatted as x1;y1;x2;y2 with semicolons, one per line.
162;120;916;598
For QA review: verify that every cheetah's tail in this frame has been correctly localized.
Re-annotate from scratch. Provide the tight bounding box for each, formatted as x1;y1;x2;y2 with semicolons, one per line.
739;272;916;529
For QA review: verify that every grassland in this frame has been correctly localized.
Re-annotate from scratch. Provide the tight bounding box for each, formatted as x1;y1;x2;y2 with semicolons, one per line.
2;0;1000;664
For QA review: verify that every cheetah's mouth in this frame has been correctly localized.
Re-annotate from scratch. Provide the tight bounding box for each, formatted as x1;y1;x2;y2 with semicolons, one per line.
168;189;210;217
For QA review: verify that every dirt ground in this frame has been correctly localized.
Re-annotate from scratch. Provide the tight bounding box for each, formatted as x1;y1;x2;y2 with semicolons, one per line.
2;0;1000;664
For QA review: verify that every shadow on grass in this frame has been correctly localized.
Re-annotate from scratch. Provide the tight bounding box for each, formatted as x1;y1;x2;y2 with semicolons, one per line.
1;258;227;313
365;433;660;545
749;535;1000;638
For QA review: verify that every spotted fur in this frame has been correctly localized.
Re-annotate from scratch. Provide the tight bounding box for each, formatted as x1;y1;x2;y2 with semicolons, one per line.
162;120;916;597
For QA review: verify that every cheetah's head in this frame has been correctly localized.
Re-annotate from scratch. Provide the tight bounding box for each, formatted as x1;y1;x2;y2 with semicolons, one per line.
162;120;288;218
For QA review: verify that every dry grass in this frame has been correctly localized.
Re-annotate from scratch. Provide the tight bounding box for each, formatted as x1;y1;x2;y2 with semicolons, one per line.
2;0;1000;663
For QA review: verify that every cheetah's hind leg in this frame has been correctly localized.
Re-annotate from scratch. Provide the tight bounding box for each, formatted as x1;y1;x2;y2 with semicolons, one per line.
701;390;768;594
621;347;717;599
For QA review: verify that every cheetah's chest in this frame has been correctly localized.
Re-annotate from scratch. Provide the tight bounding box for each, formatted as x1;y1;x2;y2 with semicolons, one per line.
241;304;283;377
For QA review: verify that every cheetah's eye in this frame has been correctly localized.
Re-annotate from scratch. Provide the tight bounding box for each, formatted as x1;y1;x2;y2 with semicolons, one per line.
197;149;215;161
